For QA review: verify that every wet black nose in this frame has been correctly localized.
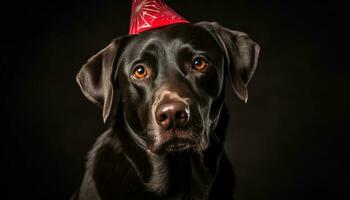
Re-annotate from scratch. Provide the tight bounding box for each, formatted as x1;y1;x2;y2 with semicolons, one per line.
155;101;190;129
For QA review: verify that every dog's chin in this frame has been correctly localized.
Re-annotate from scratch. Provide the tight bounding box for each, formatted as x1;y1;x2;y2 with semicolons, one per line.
151;129;201;154
162;138;196;153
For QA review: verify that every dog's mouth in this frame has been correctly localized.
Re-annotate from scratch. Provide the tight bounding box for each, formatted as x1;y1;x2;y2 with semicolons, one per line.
162;138;196;152
152;129;199;154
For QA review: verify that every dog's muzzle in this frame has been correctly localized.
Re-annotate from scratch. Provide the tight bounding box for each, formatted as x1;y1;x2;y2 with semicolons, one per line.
150;89;204;153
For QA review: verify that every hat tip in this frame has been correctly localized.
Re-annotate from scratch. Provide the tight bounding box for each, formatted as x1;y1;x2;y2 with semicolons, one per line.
129;0;189;35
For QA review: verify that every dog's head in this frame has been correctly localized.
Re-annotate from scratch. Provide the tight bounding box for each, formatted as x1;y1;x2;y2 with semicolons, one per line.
77;22;260;154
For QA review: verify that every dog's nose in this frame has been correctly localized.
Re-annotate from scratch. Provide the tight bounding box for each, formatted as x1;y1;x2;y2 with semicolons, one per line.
155;101;190;129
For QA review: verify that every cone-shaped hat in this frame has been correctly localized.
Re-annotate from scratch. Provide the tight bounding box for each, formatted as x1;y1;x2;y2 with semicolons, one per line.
129;0;189;34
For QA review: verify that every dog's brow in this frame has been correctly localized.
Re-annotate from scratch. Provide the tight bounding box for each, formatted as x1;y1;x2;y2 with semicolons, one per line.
182;38;209;48
182;39;195;47
180;40;210;55
129;41;166;64
140;51;158;61
166;38;188;50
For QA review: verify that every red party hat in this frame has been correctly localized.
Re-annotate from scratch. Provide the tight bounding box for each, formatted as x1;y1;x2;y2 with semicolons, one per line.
129;0;190;35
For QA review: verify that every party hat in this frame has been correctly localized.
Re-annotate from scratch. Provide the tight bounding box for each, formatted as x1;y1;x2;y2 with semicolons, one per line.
129;0;189;34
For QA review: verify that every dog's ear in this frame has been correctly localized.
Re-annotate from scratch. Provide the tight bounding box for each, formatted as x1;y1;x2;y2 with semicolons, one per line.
76;36;130;123
196;22;260;102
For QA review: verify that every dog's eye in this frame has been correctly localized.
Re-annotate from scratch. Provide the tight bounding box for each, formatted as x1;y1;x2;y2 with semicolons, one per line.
192;57;208;71
132;65;148;79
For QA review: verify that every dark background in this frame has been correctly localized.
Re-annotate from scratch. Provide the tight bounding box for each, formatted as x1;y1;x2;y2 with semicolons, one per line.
1;0;349;199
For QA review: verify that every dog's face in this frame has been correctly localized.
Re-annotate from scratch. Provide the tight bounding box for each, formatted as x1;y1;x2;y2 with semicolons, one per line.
117;24;226;153
77;22;260;154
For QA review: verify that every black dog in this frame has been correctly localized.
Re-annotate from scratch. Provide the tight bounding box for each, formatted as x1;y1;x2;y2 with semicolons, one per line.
74;21;260;200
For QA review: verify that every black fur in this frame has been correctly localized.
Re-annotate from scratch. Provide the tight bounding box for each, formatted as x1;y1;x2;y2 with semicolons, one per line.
74;22;260;200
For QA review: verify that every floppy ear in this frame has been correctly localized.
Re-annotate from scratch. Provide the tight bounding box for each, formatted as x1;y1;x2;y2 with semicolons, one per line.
196;22;260;102
76;36;129;123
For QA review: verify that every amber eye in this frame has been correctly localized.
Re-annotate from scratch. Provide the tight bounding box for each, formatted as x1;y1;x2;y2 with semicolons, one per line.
192;57;208;71
132;65;148;79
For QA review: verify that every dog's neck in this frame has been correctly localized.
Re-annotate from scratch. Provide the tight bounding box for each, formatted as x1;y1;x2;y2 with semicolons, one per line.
144;151;214;198
114;126;218;199
108;107;227;198
144;153;170;194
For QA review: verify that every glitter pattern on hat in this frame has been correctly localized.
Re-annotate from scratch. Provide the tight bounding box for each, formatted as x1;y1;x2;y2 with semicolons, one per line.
129;0;189;35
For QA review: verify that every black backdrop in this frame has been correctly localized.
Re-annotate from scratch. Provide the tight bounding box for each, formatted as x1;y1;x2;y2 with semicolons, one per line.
1;0;349;199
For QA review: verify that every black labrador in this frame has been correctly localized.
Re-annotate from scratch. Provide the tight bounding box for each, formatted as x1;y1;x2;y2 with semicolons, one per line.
74;21;260;200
